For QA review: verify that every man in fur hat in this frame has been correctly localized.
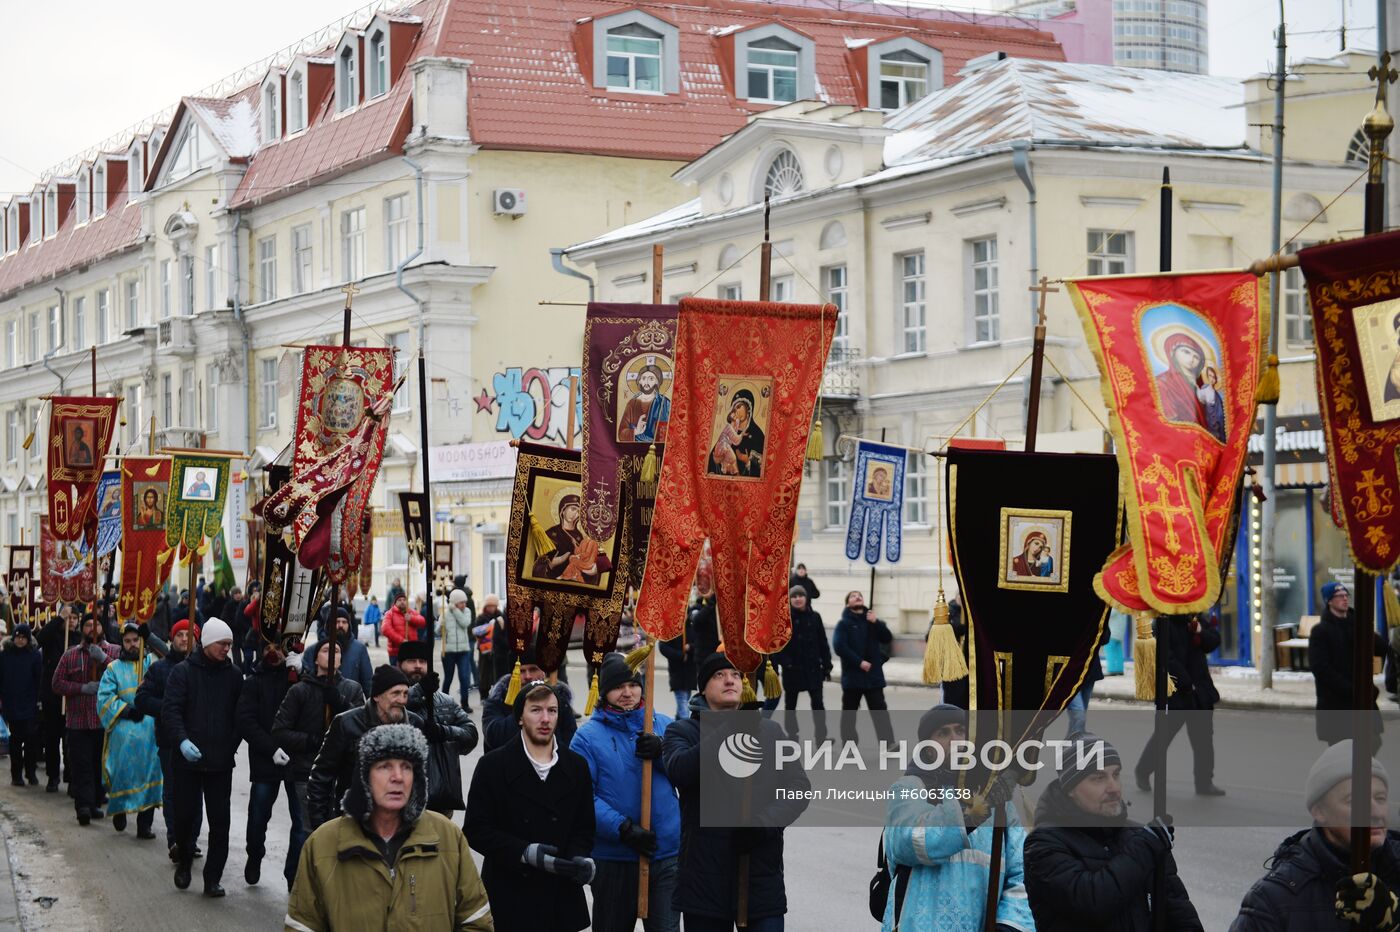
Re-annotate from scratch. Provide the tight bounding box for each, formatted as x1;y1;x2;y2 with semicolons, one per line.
287;722;493;930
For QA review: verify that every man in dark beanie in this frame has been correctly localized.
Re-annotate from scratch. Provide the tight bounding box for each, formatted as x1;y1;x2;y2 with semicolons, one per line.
774;584;832;743
306;663;420;829
0;623;43;786
1025;732;1203;930
466;680;595;931
299;607;373;697
572;652;682;932
396;639;478;816
136;618;202;860
1311;581;1388;745
234;642;301;888
481;644;578;753
1231;740;1400;930
51;611;121;825
288;723;493;930
663;652;810;930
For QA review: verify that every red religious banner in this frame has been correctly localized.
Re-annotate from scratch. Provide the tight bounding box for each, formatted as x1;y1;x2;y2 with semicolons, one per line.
635;297;835;673
46;397;121;543
1068;271;1268;615
119;456;176;622
264;346;395;583
40;516;96;604
1298;230;1400;573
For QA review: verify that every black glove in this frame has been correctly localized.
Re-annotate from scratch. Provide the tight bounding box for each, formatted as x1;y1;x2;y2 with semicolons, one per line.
1337;872;1400;931
421;672;441;696
137;623;150;641
556;856;596;885
79;682;99;696
731;826;769;853
421;715;445;743
322;683;345;714
634;733;663;761
122;706;144;722
618;818;658;857
1143;816;1175;852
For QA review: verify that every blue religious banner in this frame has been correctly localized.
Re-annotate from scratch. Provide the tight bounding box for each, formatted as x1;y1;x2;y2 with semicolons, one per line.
95;470;122;557
844;440;907;565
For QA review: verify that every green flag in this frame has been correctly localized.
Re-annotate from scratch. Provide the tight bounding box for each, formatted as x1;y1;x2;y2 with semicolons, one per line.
211;529;235;593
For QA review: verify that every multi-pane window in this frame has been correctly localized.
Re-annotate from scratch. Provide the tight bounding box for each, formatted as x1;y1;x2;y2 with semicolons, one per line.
879;51;929;111
899;252;926;353
126;384;141;445
258;358;278;429
747;38;799;102
205;365;219;432
1087;230;1132;276
28;313;39;360
904;452;928;525
258;237;277;302
970;236;1000;343
125;278;139;329
96;289;109;343
46;305;60;351
159;260;172;318
342;208;366;282
763;150;804;198
4;321;14;367
825;458;849;528
161;373;173;428
606;26;663;92
6;410;17;462
385;196;409;270
44;190;57;237
771;275;794;303
288;72;306;133
388;331;410;411
719;283;742;301
292;225;313;294
262;83;280;141
824;265;848;353
180;368;195;426
73;297;87;349
368;30;389;98
205;244;219;309
1283;242;1316;345
337;45;358;112
78;173;90;224
181;255;195;315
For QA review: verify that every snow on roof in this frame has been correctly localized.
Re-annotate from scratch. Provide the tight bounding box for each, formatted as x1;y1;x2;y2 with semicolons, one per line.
185;90;261;159
884;58;1246;166
572;197;703;251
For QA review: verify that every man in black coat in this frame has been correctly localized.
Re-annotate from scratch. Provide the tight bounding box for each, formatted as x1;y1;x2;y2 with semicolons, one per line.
1231;741;1400;930
465;680;595;932
787;563;820;603
36;605;79;792
305;663;419;829
397;640;478;815
481;647;578;753
774;585;832;743
1134;612;1226;795
659;609;699;722
1311;581;1388;745
1025;732;1204;931
233;643;302;889
689;589;720;664
163;617;244;896
0;624;43;786
831;590;895;748
662;651;811;930
137;618;202;859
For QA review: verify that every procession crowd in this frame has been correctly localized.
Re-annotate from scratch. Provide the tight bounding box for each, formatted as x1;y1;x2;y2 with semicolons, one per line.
0;568;1394;931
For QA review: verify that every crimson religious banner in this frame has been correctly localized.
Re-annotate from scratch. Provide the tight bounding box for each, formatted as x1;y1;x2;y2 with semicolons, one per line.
1068;271;1268;615
46;397;121;543
581;303;677;588
40;516;96;604
7;546;34;618
118;456;176;622
433;541;454;597
256;462;324;648
397;492;431;567
505;441;631;674
635;297;836;673
1297;231;1400;573
164;450;237;556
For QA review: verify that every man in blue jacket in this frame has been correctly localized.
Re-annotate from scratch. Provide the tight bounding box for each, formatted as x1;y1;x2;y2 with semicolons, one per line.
571;652;681;932
831;590;894;748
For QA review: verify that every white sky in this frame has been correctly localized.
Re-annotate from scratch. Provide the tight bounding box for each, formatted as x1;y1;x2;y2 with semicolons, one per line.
0;0;1383;197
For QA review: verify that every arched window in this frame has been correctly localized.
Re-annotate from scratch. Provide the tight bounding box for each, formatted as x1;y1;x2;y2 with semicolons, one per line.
262;82;281;141
338;43;359;112
288;70;307;133
763;150;804;198
1346;128;1369;166
368;29;388;98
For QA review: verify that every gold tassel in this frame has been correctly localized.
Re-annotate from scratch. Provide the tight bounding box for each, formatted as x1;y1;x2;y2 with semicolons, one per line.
740;674;757;705
763;661;782;700
528;513;552;557
1256;353;1280;405
504;659;523;705
583;672;599;716
1131;614;1175;701
623;642;653;672
921;591;968;684
639;445;659;484
21;429;34;452
1384;581;1400;630
805;419;824;461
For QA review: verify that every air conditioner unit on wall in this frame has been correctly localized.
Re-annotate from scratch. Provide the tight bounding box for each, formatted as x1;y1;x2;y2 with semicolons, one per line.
493;189;527;217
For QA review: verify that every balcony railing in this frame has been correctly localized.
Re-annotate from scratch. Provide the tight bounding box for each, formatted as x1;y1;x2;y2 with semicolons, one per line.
822;344;861;399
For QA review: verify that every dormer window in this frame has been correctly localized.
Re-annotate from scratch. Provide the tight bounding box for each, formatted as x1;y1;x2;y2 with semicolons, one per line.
43;187;57;237
763;149;804;198
128;145;144;195
734;25;815;104
607;25;663;93
5;202;16;252
337;40;360;112
262;81;281;141
94;165;107;218
77;171;90;224
367;29;388;98
866;38;943;112
288;69;307;132
590;10;679;95
27;199;39;244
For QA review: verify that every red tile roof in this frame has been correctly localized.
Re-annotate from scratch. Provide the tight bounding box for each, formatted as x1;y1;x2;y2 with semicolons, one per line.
0;194;142;302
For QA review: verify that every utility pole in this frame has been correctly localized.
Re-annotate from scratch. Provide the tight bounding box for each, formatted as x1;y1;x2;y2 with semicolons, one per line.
1258;4;1286;690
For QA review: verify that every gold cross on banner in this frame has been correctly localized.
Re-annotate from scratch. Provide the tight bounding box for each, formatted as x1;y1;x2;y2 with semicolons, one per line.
1356;467;1387;516
1141;484;1191;555
340;281;361;308
1028;276;1059;328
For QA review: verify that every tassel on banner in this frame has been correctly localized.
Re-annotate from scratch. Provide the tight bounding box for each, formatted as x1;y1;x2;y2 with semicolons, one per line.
624;642;653;671
504;659;523;705
921;591;968;685
1255;353;1280;405
805;419;824;461
528;514;553;559
639;444;660;485
583;672;600;716
763;661;782;700
1132;613;1177;701
740;674;757;706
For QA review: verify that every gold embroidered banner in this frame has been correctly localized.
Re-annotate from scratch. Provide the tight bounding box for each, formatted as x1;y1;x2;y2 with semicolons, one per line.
118;456;176;622
46;397;121;543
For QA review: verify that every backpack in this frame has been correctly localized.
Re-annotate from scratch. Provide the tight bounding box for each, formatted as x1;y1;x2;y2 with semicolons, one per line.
868;834;913;924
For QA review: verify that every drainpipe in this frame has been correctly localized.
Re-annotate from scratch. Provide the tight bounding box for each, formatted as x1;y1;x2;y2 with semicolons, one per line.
233;212;252;455
550;248;595;303
1011;141;1038;426
44;286;67;393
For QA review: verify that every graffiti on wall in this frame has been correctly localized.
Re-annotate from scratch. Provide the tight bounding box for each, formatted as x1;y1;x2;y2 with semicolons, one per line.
476;366;584;443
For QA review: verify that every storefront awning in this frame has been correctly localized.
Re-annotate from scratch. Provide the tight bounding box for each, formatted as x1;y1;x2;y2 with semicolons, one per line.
1275;460;1328;489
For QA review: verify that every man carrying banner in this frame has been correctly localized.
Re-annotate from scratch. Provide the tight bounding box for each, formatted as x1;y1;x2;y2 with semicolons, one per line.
97;623;161;838
832;591;894;749
396;640;477;817
52;611;120;825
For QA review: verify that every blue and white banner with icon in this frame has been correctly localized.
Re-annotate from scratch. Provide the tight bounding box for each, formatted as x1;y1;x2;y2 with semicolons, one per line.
844;441;906;565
